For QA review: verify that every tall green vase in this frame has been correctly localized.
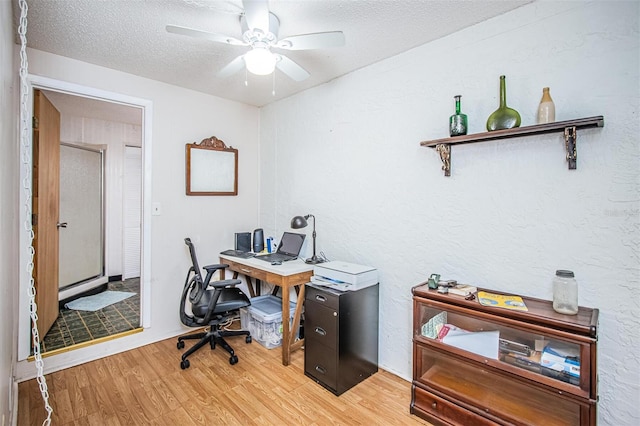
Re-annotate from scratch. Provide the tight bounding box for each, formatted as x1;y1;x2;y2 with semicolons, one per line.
486;75;521;131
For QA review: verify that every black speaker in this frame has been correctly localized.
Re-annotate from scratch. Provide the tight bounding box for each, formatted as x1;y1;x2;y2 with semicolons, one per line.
252;228;264;253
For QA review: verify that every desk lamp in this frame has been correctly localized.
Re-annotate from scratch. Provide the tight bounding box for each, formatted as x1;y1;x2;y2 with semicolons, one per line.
291;214;324;264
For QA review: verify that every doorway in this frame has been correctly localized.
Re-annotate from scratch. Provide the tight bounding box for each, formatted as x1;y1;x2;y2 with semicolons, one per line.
33;91;141;354
18;76;153;361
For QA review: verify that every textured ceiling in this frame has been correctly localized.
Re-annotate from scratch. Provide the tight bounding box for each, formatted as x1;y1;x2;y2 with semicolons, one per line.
14;0;531;109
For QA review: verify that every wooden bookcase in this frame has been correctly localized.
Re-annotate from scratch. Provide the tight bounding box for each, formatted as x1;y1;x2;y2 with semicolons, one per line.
411;283;598;425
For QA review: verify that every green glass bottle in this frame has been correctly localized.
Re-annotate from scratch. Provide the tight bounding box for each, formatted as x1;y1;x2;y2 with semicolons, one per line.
486;75;521;131
449;95;468;136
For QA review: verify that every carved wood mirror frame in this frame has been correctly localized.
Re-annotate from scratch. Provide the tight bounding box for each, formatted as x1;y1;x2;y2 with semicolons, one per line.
186;136;238;196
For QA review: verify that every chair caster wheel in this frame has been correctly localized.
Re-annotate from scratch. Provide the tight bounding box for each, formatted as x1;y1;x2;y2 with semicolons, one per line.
229;355;238;365
177;340;185;350
246;336;252;344
180;359;190;369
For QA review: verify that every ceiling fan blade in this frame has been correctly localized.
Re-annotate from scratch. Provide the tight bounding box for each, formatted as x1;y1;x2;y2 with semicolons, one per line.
166;25;246;46
243;0;270;33
275;54;310;81
276;31;345;50
217;55;246;78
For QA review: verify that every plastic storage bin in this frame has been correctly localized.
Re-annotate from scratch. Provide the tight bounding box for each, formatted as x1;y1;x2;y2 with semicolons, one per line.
240;295;297;349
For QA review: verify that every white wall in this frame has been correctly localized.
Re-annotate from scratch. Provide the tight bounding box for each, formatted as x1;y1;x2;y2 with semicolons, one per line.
14;49;261;378
0;0;17;422
260;1;639;424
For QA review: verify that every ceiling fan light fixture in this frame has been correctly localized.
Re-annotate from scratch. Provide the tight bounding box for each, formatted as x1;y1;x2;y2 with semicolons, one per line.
244;48;277;75
167;0;345;82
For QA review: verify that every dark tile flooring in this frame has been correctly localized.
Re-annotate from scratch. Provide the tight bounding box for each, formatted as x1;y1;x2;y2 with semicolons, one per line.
40;278;141;353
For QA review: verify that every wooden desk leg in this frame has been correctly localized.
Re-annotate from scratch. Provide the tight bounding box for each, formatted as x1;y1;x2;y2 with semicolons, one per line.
281;285;291;366
291;283;305;347
280;284;306;366
242;274;256;298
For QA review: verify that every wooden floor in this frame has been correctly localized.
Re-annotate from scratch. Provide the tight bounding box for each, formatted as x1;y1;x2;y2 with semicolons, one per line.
18;331;432;425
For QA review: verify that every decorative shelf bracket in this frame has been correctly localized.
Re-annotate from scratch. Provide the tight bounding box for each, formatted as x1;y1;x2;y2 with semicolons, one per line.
435;144;451;177
564;126;577;169
420;116;603;176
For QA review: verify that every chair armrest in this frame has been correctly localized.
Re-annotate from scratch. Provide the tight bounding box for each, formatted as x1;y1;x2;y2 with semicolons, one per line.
208;279;242;289
203;263;229;273
202;264;231;287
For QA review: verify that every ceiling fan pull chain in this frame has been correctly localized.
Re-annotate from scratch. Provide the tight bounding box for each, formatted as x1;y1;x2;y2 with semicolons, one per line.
244;68;248;87
272;72;276;96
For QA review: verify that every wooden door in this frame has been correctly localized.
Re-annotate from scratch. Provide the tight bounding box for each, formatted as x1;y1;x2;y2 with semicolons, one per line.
33;89;61;339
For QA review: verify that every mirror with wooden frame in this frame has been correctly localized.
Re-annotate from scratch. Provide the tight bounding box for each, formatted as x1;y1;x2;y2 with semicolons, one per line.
186;136;238;196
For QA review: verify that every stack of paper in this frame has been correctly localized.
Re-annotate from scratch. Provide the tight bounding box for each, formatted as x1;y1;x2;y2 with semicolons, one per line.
441;328;500;359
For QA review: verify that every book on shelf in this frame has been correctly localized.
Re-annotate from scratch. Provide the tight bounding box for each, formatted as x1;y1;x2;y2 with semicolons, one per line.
448;284;477;297
502;351;542;373
477;291;528;311
436;323;467;341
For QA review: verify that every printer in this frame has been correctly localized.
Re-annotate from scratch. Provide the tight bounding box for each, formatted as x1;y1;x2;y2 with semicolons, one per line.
311;261;378;291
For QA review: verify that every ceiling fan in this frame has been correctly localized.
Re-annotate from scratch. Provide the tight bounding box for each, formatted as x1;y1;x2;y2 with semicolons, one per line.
166;0;345;81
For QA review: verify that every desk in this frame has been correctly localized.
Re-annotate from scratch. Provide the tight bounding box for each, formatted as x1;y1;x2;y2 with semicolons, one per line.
219;254;313;366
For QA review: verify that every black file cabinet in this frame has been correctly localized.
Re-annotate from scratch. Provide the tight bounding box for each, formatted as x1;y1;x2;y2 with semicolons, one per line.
304;282;379;395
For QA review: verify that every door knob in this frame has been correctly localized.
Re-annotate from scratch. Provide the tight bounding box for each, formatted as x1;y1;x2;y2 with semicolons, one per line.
57;222;68;229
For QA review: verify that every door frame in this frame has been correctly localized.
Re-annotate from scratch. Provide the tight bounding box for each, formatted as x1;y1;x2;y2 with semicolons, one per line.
18;75;153;361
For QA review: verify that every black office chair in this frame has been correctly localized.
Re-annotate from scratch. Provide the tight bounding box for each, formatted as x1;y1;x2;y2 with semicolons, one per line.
178;238;251;368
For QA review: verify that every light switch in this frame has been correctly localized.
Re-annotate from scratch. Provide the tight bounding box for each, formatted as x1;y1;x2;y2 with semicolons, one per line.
152;202;161;216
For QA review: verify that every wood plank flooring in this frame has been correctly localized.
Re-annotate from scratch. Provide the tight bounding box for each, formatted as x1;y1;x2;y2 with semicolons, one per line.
18;332;432;425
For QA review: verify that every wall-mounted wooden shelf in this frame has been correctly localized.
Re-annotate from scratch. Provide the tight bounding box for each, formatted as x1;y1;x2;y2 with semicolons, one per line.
420;116;604;176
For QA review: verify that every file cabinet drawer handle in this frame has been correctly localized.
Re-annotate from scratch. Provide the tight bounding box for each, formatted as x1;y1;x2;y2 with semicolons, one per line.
314;327;326;336
315;365;327;375
315;294;327;302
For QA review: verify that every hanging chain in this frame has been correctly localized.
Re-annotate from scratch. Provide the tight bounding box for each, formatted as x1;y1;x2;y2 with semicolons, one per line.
18;0;53;424
272;70;276;96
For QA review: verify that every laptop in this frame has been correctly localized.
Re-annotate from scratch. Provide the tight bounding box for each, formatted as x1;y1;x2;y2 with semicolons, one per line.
255;232;306;263
220;232;255;259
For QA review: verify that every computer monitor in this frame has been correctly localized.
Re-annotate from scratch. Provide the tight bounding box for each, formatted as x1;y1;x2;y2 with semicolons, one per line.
235;232;251;252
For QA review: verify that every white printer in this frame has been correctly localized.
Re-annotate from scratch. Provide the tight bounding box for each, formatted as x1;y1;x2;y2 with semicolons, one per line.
311;261;378;291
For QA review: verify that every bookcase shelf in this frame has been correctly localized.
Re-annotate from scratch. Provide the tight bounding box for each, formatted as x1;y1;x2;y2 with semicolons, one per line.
420;116;604;176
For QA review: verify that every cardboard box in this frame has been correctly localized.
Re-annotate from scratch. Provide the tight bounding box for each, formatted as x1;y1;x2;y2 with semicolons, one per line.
540;344;580;379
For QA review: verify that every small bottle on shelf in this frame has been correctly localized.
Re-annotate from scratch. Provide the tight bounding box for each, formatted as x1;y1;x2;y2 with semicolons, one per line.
537;87;556;124
449;95;468;136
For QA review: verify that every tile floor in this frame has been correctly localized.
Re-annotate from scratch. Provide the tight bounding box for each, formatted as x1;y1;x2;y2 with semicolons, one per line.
39;278;140;353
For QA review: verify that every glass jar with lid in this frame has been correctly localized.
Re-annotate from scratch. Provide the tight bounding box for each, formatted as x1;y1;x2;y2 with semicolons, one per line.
552;270;578;315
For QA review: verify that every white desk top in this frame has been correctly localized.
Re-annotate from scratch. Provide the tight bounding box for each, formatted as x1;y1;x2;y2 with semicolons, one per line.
220;254;314;276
